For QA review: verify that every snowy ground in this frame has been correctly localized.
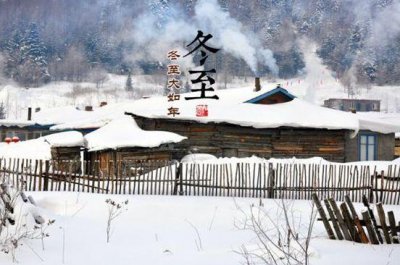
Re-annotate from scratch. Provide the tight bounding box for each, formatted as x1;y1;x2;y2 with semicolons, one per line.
1;192;399;265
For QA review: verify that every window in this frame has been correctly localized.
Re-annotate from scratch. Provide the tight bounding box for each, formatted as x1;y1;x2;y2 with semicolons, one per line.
359;134;377;161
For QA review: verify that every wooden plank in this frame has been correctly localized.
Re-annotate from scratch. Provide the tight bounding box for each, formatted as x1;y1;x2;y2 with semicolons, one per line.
328;198;352;241
361;211;380;244
312;193;335;240
362;195;383;244
340;202;361;242
387;211;399;244
324;199;344;240
376;203;391;244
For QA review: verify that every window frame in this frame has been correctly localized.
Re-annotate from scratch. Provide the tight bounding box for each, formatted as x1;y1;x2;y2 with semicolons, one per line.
358;133;378;161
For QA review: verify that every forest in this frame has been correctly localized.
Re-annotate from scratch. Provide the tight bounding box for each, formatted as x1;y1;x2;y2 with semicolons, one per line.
0;0;399;87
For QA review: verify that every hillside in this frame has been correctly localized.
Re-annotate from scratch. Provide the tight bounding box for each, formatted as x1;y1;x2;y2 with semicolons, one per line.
1;42;399;120
0;0;400;88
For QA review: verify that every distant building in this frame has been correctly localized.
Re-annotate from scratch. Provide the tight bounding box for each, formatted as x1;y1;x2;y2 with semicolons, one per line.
324;98;380;112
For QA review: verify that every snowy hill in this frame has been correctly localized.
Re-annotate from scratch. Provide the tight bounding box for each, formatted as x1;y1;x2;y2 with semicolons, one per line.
1;46;399;120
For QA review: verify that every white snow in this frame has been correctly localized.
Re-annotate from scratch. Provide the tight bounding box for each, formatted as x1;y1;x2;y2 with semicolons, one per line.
1;192;399;265
0;119;36;128
43;131;84;148
0;131;84;160
84;117;186;152
125;87;400;134
181;153;218;163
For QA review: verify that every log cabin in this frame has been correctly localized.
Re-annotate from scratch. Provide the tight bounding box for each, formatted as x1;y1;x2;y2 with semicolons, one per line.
123;81;400;163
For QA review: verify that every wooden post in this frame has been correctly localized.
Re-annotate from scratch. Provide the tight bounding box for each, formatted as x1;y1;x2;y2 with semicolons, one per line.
312;194;335;240
376;203;391;244
362;195;383;243
173;162;182;195
324;199;344;240
340;202;361;242
387;211;399;244
267;163;275;199
43;160;50;191
328;198;352;241
345;195;369;243
361;211;379;244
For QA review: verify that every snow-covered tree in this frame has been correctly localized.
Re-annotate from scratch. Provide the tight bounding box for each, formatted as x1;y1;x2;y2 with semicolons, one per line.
125;71;133;91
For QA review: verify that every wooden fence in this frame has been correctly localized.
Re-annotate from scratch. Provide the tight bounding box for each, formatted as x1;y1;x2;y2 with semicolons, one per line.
1;158;400;204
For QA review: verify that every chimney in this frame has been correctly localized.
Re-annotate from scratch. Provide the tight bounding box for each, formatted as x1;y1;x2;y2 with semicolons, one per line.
85;106;93;111
27;107;32;121
100;101;107;107
254;77;261;92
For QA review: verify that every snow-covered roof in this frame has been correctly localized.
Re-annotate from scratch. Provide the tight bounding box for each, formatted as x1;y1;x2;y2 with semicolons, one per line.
37;105;129;130
0;131;84;160
355;112;400;134
84;117;186;152
0;119;37;128
43;131;84;147
125;86;400;134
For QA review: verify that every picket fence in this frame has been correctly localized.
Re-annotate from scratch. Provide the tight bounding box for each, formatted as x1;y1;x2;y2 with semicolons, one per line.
0;158;399;204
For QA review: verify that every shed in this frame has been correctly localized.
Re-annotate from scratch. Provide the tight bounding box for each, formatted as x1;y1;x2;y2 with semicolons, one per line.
84;117;186;172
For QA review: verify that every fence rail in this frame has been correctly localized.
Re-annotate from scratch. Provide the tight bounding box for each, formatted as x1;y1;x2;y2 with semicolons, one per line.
0;158;400;204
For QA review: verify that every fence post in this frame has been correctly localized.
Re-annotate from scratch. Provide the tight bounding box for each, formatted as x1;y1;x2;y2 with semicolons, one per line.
173;162;183;195
369;170;374;203
43;160;50;191
267;163;275;199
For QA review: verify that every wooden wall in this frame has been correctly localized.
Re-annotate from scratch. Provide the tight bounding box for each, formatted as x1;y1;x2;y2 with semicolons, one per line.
87;146;177;173
132;115;348;162
395;138;400;157
51;146;81;173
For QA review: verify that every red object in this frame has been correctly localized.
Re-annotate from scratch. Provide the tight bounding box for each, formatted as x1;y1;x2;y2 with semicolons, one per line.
12;136;20;143
4;137;11;144
196;105;208;117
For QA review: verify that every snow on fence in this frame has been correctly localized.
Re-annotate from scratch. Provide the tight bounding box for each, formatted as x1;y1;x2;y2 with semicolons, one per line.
0;158;400;204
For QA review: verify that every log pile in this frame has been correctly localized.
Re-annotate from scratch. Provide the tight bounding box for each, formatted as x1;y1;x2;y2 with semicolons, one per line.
313;193;399;244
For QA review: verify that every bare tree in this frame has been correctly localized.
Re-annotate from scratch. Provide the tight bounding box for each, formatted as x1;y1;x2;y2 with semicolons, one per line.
236;199;317;265
88;66;108;88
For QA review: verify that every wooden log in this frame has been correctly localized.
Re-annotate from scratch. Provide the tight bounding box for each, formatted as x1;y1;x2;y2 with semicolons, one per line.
340;202;361;242
20;191;28;202
328;198;352;241
376;203;391;244
28;195;37;206
312;193;335;240
362;195;383;244
361;210;380;244
387;211;399;244
324;199;344;240
345;195;369;243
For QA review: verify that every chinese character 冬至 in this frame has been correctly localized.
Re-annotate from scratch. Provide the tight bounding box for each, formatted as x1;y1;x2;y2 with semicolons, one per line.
185;83;219;100
167;50;181;61
183;30;220;57
167;64;181;75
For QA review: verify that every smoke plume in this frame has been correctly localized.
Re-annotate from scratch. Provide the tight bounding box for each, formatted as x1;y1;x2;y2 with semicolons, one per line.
129;0;278;76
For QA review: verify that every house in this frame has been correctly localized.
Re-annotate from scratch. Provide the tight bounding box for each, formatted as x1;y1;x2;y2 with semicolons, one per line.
0;103;128;142
124;81;400;162
396;134;400;157
0;120;53;141
324;98;380;112
83;117;186;172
